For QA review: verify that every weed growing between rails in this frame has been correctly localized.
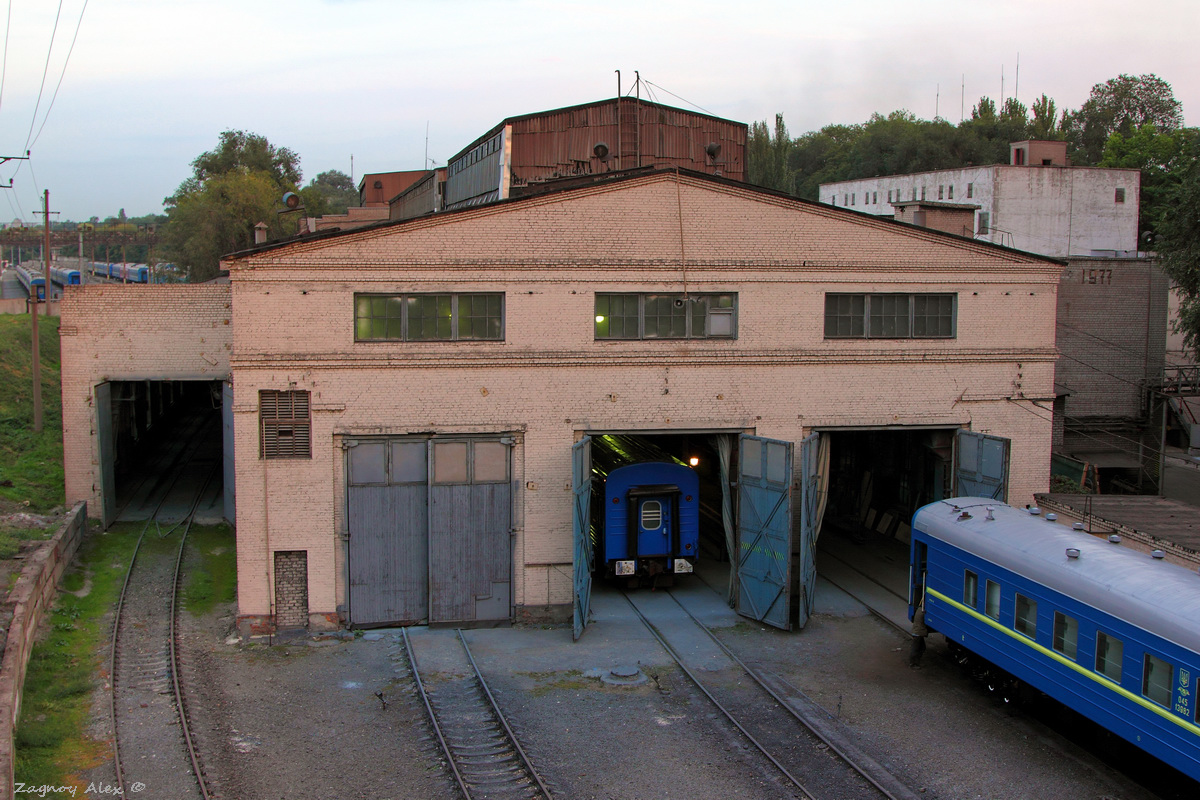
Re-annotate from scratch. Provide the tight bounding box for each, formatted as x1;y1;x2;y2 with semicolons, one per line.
181;523;236;616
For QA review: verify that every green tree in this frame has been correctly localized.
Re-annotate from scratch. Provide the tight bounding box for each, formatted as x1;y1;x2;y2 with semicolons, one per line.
1100;125;1196;243
162;130;303;281
1155;132;1200;357
1063;74;1183;165
1029;94;1062;140
299;169;358;216
747;114;796;193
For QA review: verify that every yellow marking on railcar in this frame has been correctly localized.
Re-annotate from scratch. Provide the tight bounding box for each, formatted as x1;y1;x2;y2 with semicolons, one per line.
927;587;1200;738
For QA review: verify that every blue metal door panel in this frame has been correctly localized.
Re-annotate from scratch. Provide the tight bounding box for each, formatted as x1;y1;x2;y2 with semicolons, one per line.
221;381;235;524
954;430;1010;501
736;434;793;631
573;436;593;641
636;497;671;556
797;433;820;629
96;382;116;529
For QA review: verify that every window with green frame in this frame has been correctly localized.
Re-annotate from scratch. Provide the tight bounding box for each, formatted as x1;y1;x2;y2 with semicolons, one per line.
355;293;503;341
595;293;736;340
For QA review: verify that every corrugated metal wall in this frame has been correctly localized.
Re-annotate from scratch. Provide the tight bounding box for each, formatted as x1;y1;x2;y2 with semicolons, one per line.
444;98;747;210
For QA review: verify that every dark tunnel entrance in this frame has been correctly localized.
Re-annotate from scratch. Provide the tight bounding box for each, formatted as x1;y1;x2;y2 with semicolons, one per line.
97;379;229;527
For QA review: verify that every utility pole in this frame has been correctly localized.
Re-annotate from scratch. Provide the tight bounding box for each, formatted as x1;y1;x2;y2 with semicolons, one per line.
31;190;52;433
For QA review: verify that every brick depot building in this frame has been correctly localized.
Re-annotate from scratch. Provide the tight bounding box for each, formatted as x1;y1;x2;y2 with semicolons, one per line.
60;168;1062;635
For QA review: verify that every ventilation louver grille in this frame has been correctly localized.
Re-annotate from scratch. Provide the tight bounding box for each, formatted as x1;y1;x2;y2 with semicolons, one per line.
260;390;312;459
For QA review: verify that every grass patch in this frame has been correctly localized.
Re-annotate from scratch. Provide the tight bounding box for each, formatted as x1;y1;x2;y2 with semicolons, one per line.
0;313;64;513
183;523;237;615
13;522;143;791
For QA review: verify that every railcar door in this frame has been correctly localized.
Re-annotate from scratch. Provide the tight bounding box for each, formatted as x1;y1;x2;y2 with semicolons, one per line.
735;434;794;631
954;430;1010;500
573;436;593;641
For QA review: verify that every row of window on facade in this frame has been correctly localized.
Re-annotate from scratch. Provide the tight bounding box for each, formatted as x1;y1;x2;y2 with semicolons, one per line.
354;292;958;342
963;569;1190;718
830;183;976;207
449;133;502;177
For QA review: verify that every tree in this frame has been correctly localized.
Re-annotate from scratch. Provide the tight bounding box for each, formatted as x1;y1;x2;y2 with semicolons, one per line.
1100;125;1196;243
1063;74;1183;165
300;169;358;217
1149;132;1200;357
162;130;303;282
1029;94;1062;140
747;114;796;193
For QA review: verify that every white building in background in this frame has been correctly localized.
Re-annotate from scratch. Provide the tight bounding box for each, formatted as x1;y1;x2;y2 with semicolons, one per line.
820;141;1141;258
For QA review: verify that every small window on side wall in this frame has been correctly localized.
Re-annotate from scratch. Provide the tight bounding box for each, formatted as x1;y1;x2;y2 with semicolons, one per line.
1143;653;1174;708
1095;632;1123;682
1014;593;1037;638
984;580;1000;620
1115;188;1126;203
1052;612;1078;660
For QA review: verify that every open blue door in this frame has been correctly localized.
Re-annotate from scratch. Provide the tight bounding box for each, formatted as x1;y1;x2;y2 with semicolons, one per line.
797;433;820;629
572;436;593;641
736;434;793;631
222;381;235;524
954;430;1010;501
96;382;116;529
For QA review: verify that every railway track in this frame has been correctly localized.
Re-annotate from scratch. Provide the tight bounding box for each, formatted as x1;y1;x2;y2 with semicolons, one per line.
622;589;919;800
401;628;553;800
108;438;218;800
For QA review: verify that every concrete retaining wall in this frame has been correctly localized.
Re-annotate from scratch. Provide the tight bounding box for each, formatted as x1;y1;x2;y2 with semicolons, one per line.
0;502;87;799
0;301;60;316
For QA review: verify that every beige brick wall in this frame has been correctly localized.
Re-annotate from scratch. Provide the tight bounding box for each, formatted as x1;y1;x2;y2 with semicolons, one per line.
225;171;1059;621
59;285;232;515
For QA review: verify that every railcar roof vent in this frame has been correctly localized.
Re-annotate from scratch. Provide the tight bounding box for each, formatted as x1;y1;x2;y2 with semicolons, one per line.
985;506;995;521
1027;506;1041;515
1073;522;1085;531
1046;513;1057;521
1066;548;1080;559
1151;549;1166;559
1108;534;1121;544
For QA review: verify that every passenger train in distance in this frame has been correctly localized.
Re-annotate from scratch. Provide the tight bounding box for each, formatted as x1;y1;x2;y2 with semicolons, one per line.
50;266;81;286
909;498;1200;783
599;461;700;583
87;261;150;283
13;265;46;301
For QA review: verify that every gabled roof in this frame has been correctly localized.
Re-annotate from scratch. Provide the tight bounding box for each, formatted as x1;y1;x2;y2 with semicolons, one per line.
221;166;1066;268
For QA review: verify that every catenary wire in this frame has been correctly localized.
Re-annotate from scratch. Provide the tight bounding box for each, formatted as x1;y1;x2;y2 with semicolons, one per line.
0;0;11;114
22;0;64;155
640;80;714;115
29;0;89;150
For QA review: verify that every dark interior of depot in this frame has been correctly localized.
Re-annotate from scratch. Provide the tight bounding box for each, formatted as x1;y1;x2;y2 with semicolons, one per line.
105;380;226;524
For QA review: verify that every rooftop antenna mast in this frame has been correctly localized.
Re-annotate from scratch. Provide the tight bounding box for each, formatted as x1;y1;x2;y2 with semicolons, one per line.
935;83;940;120
961;74;965;122
425;122;430;169
1014;53;1020;105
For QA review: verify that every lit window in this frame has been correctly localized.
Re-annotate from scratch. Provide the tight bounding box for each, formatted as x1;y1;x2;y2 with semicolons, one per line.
1014;593;1037;638
1143;653;1174;708
596;293;736;340
824;293;956;339
355;293;504;341
1095;632;1123;682
1052;612;1078;659
985;580;1000;619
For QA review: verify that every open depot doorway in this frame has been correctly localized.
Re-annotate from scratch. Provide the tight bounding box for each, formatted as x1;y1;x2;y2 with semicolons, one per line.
573;430;809;640
95;379;231;528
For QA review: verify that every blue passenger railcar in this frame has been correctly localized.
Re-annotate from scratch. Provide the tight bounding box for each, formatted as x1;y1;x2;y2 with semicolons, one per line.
14;266;46;301
50;266;81;286
910;498;1200;783
601;461;700;579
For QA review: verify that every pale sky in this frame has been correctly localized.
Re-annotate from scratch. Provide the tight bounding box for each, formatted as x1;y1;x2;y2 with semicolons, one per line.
0;0;1196;221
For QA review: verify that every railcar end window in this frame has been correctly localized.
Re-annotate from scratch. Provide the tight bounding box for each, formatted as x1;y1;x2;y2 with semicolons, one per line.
963;570;978;608
355;293;503;341
1052;612;1078;660
1014;593;1037;638
595;293;736;340
824;293;956;339
1143;653;1174;708
984;580;1000;620
1095;632;1123;682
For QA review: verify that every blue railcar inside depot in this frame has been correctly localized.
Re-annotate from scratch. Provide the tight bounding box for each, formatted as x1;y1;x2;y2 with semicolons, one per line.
601;461;700;580
909;498;1200;783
